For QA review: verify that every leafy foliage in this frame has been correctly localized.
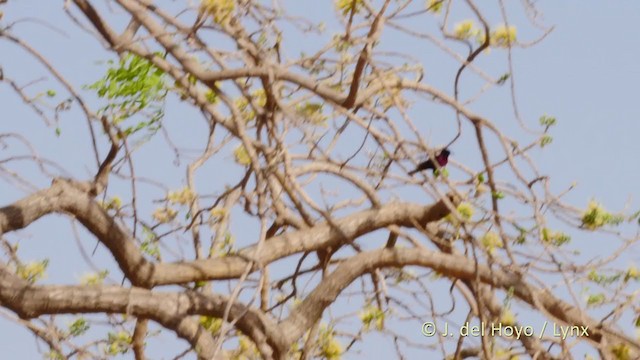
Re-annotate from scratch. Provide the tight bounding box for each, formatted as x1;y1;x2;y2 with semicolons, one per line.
359;305;385;331
490;25;517;48
318;325;342;360
199;316;223;335
481;232;503;254
106;331;132;355
16;259;49;283
80;270;109;286
234;145;252;165
582;201;624;230
336;0;363;16
541;228;571;246
68;318;90;337
453;20;476;40
200;0;235;24
426;0;444;13
87;53;168;137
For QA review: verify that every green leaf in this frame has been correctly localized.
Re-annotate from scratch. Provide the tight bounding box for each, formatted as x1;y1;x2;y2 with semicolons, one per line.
582;200;624;230
541;228;571;246
45;350;65;360
586;293;605;307
540;135;553;147
587;270;621;285
86;52;167;138
492;191;505;200
434;167;449;178
199;316;222;335
68;317;90;337
106;331;132;355
296;102;327;126
497;73;511;85
141;240;160;260
539;115;557;127
16;259;49;283
426;0;444;13
46;89;56;97
359;305;385;331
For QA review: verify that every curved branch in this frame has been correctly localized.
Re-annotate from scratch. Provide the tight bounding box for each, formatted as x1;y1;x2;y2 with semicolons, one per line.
280;248;640;356
0;263;285;359
0;181;455;286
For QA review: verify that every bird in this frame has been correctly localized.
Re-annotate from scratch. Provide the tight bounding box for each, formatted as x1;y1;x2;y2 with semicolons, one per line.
408;148;451;175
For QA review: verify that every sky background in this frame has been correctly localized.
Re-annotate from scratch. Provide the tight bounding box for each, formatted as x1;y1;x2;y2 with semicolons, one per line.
1;1;639;359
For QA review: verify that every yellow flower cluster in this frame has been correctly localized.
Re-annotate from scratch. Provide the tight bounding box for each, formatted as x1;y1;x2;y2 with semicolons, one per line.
499;309;516;326
610;343;631;360
336;0;363;16
540;228;571;246
234;145;252;165
581;200;623;230
359;305;385;331
199;0;235;24
446;202;474;225
491;25;517;48
16;260;48;283
481;232;503;254
451;20;517;48
427;0;444;13
199;316;222;335
210;207;228;220
100;196;122;211
80;270;108;286
296;102;327;126
235;89;267;122
152;207;177;223
106;331;132;355
626;265;639;281
167;187;195;205
319;327;343;360
454;20;476;40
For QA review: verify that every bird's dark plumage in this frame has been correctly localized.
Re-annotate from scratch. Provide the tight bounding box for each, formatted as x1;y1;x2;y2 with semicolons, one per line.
409;149;451;175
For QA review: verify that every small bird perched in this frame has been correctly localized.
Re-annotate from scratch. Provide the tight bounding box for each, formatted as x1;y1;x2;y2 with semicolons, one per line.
408;148;451;175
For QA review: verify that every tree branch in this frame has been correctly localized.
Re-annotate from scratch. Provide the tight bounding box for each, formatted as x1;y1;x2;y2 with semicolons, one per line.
280;248;640;356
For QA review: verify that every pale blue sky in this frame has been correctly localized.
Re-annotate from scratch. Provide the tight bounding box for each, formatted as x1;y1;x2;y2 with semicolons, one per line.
1;1;639;359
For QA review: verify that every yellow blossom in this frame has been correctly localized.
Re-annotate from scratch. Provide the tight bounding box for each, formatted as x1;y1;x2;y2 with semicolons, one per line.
17;260;49;283
100;196;122;211
199;0;235;24
626;265;639;281
167;187;195;205
426;0;444;13
610;343;631;360
234;89;267;122
152;207;177;223
359;305;385;331
454;20;476;40
80;270;108;286
491;25;517;48
199;316;222;335
446;202;474;225
499;309;516;326
233;145;252;165
336;0;363;16
481;232;503;254
209;207;227;220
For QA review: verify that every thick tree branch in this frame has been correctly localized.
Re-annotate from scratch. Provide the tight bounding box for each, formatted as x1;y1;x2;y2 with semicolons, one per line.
280;248;640;356
0;183;455;286
0;263;285;359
